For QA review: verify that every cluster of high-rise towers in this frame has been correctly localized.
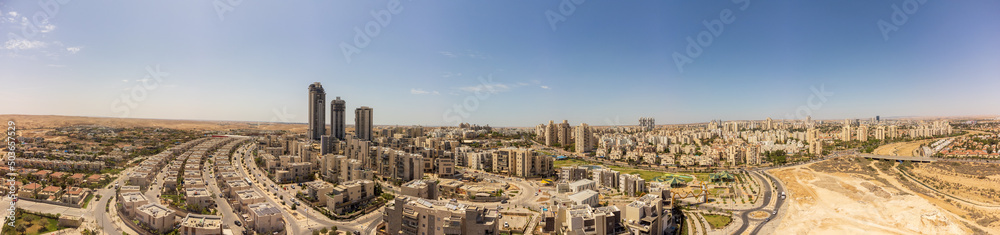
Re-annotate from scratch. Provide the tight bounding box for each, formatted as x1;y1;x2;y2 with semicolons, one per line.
307;82;373;142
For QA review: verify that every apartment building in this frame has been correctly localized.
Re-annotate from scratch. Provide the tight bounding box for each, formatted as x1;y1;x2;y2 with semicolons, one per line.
384;196;499;235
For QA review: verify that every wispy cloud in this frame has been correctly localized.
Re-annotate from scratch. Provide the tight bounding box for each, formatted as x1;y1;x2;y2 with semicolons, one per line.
457;80;547;93
66;47;81;54
439;51;457;58
411;88;440;95
540;85;551;90
439;50;490;59
3;39;47;50
46;64;65;67
442;72;462;78
459;83;510;93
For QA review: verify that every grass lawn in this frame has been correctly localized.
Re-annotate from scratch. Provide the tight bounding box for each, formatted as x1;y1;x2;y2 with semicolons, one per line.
553;158;591;168
81;194;96;208
703;214;732;229
607;165;665;182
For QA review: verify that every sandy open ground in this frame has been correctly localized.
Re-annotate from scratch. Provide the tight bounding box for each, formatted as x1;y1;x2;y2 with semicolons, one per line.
2;114;308;137
770;158;982;235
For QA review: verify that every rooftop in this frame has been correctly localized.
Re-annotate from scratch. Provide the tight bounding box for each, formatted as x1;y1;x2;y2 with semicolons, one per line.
120;192;148;203
181;214;223;229
248;203;282;216
185;188;210;197
568;190;599;202
138;204;175;218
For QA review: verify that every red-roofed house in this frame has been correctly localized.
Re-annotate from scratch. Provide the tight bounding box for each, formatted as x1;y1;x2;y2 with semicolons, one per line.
39;186;62;201
85;174;104;184
20;183;42;199
49;171;67;182
32;170;52;181
60;187;90;204
70;173;85;185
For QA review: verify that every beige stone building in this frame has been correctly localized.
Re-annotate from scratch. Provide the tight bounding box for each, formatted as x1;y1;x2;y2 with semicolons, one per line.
384;196;499;235
179;214;223;235
136;204;176;233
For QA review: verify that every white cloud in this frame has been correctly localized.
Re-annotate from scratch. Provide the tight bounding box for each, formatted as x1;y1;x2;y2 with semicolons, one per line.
540;86;551;90
411;88;439;95
439;51;457;58
39;23;55;33
66;47;81;54
459;83;510;93
442;72;462;78
456;79;545;94
3;39;47;50
122;80;129;82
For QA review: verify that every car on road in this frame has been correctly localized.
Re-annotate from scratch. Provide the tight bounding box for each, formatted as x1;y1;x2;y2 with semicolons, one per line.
234;220;242;226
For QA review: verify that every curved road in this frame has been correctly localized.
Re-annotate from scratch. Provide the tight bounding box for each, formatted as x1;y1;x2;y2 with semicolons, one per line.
732;170;785;235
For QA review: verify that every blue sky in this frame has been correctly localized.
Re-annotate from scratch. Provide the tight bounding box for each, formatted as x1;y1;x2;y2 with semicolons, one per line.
2;1;999;127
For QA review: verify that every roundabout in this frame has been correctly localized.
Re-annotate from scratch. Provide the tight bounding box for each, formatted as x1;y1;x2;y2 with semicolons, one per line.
748;210;772;220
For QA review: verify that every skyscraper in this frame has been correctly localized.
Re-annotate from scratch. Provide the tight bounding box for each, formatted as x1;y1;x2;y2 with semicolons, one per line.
355;106;373;141
331;97;346;140
307;82;326;140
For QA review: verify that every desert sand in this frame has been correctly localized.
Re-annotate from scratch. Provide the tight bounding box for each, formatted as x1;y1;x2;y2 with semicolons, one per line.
771;157;980;235
2;114;308;137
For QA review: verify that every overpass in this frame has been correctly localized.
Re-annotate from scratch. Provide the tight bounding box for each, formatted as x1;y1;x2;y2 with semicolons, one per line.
860;154;938;163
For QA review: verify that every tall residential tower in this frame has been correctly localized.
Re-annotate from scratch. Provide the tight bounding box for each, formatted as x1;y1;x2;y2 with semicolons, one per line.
331;97;346;140
355;106;373;141
307;82;326;140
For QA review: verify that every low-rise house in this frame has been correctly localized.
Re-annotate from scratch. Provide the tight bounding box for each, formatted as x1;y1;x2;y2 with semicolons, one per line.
60;187;90;204
179;214;223;235
136;204;177;233
246;203;284;234
185;188;213;209
19;183;42;199
39;186;62;201
235;190;265;212
118;191;149;216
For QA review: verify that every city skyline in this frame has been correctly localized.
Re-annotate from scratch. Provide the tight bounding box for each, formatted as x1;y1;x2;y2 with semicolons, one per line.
3;1;1000;126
